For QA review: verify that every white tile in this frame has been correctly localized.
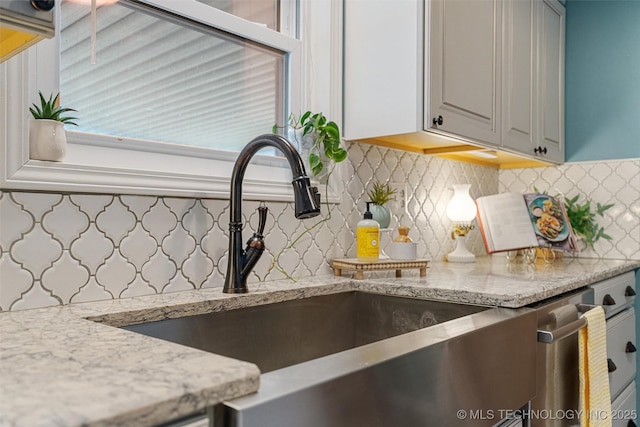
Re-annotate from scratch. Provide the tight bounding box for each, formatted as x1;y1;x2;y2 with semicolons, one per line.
142;200;177;243
12;192;63;220
12;225;62;280
11;282;59;310
141;250;176;292
70;225;114;274
119;195;156;217
69;194;113;218
0;255;33;311
201;225;228;263
42;197;89;249
70;277;112;304
95;250;137;298
41;251;89;304
120;274;157;298
182;201;214;244
181;246;213;289
162;224;196;267
163;198;195;221
120;225;158;270
96;199;136;246
162;273;195;293
0;193;33;252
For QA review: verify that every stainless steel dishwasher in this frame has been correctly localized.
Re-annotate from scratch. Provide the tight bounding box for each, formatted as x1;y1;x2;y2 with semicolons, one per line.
530;287;596;427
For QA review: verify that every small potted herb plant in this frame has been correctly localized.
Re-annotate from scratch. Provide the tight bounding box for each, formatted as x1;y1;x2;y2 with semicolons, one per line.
564;193;614;250
29;91;78;161
367;181;396;229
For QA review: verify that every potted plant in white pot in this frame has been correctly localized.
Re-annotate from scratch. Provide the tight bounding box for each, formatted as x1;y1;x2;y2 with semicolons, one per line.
269;111;348;280
29;92;78;161
367;181;396;229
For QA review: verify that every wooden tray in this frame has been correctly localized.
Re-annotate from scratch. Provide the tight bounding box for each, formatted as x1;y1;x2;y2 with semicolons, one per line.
331;258;430;280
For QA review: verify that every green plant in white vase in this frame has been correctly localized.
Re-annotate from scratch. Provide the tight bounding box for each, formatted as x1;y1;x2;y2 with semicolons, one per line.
29;92;78;161
274;111;347;182
269;112;348;280
367;181;396;229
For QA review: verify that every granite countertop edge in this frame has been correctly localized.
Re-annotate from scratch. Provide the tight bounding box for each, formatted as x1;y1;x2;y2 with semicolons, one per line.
1;256;638;427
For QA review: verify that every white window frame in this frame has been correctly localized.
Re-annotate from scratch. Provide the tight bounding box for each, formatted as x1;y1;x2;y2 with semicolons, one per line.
0;0;343;202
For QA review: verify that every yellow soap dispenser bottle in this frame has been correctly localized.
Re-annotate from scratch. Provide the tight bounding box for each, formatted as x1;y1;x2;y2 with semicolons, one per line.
357;202;380;262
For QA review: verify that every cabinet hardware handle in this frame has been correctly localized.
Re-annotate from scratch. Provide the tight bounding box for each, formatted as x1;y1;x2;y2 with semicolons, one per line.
607;358;617;373
534;146;548;155
432;115;444;126
31;0;55;11
626;342;637;353
602;294;616;306
625;286;636;297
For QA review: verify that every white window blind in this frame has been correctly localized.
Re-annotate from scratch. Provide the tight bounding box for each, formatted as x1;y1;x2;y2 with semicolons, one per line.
60;0;286;153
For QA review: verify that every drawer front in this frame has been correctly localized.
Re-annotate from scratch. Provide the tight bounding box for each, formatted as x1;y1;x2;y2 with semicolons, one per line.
592;271;636;318
611;381;637;427
607;308;636;401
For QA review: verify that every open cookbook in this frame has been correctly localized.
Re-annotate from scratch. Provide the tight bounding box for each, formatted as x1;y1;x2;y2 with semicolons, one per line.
475;192;579;254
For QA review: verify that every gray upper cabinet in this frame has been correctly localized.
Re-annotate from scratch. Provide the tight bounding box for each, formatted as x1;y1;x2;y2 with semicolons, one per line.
501;0;536;154
429;0;502;146
344;0;565;165
536;0;565;163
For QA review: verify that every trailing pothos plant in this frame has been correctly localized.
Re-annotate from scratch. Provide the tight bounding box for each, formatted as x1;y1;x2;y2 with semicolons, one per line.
269;111;348;281
273;111;347;177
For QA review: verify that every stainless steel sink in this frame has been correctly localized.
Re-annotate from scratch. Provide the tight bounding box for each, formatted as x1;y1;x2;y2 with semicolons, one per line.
122;291;537;427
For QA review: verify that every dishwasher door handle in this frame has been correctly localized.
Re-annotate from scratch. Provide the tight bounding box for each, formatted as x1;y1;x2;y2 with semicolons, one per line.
537;304;598;344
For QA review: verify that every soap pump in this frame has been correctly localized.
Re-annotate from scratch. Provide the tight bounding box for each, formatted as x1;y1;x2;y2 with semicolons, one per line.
357;202;380;262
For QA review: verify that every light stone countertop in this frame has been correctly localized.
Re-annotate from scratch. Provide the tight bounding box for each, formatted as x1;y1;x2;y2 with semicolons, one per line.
1;256;638;427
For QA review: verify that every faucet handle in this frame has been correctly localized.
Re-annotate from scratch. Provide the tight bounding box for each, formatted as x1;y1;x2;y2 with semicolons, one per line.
256;202;268;237
240;203;268;277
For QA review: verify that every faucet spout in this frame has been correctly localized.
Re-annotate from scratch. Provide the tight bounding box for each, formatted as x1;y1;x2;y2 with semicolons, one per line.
223;134;321;294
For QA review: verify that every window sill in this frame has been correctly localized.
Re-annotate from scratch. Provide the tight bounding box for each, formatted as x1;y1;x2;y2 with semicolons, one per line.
1;49;342;203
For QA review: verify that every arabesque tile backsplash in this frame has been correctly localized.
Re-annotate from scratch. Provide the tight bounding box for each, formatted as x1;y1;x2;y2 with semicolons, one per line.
1;142;638;311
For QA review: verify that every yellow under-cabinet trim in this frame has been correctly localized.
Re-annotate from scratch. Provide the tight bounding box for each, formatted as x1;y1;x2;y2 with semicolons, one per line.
356;138;426;154
422;145;482;155
497;158;552;169
0;27;43;63
351;133;556;169
437;153;500;168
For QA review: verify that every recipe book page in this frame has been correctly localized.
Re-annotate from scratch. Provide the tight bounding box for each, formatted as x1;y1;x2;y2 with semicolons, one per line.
476;192;539;253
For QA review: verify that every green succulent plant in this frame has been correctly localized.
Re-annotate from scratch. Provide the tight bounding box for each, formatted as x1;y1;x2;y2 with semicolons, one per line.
367;181;396;206
29;92;78;126
273;111;347;177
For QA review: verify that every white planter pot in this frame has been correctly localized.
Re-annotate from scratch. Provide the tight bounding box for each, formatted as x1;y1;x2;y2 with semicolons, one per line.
29;119;66;162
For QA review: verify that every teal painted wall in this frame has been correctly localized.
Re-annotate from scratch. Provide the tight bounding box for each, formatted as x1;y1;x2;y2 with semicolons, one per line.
565;0;640;162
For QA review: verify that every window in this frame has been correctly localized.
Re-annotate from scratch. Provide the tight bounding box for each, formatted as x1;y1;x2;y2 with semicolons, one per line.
1;0;311;201
60;0;287;153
